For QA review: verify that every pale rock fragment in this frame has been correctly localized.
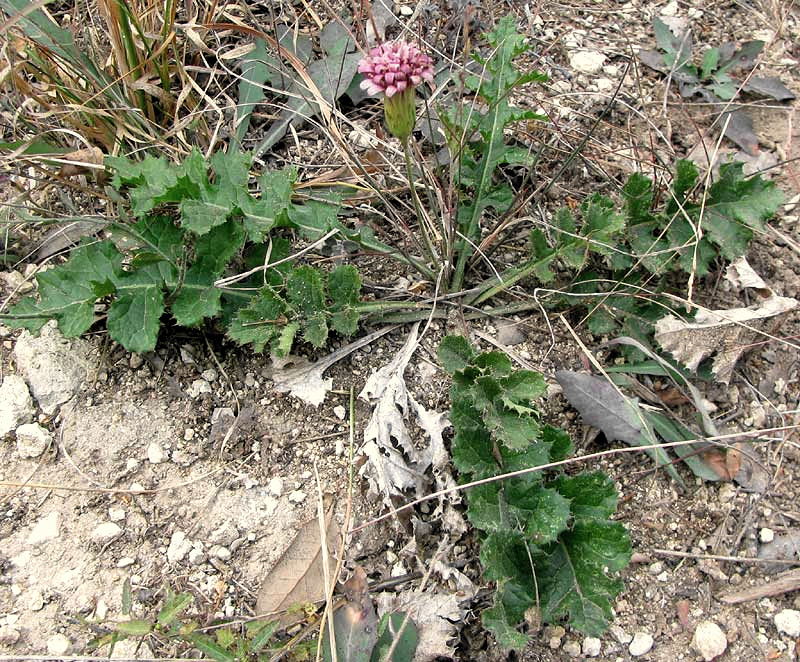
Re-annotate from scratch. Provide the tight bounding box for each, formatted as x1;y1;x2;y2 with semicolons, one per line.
147;442;167;464
629;632;654;656
187;379;212;398
13;322;92;414
267;477;284;497
211;545;232;561
775;609;800;637
15;423;52;458
569;50;606;74
167;531;192;563
24;589;44;611
0;375;34;437
0;625;21;646
47;633;71;655
288;490;307;504
609;624;632;644
692;621;727;661
583;636;602;656
92;522;122;544
27;512;60;545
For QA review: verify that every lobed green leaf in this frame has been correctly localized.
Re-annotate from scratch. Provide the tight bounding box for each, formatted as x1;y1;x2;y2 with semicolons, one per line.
536;521;631;636
7;240;123;337
438;335;475;374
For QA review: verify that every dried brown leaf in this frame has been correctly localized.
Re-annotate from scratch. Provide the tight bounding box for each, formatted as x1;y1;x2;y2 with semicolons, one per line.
256;495;339;627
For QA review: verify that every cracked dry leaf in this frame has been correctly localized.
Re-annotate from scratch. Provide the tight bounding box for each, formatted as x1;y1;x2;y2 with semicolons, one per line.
725;255;768;291
271;326;394;406
375;590;463;661
655;294;798;384
358;323;451;505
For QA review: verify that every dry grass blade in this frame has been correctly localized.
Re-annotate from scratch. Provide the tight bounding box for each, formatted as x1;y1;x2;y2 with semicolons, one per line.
0;0;223;153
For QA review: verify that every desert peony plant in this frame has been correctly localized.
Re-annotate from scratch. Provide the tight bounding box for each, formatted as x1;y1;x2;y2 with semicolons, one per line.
358;40;434;142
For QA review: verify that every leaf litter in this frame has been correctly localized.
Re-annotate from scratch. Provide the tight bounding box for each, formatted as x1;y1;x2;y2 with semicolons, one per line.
271;326;395;407
358;323;452;506
255;494;339;627
555;370;685;485
655;293;798;384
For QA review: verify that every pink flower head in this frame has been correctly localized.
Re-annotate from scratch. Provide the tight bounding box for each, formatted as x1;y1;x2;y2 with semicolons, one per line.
358;40;434;98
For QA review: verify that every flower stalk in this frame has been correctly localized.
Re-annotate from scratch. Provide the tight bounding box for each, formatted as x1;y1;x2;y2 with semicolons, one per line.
359;40;440;267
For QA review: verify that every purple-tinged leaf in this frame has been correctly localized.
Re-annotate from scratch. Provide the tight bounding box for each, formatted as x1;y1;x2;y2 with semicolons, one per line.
721;109;760;155
743;76;796;101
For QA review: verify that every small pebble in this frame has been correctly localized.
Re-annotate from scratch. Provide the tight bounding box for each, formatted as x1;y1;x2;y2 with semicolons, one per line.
562;640;581;657
692;621;727;661
117;557;136;568
95;599;109;621
187;379;212;398
661;0;679;14
108;507;126;522
496;320;525;346
25;590;44;612
0;625;21;646
201;368;217;382
288;490;307;504
629;632;654;657
27;512;61;545
568;50;606;75
188;547;206;565
91;522;122;544
15;423;52;458
760;527;775;543
211;545;232;561
583;636;602;657
267;477;284;497
546;625;565;649
47;633;71;655
609;624;632;644
167;531;191;564
775;609;800;637
147;442;167;464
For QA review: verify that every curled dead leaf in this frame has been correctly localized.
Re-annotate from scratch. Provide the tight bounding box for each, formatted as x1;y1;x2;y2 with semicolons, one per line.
58;146;105;178
655;294;798;383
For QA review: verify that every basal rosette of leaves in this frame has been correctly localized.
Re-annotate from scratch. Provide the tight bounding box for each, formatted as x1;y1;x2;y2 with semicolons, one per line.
438;336;631;649
3;149;368;354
